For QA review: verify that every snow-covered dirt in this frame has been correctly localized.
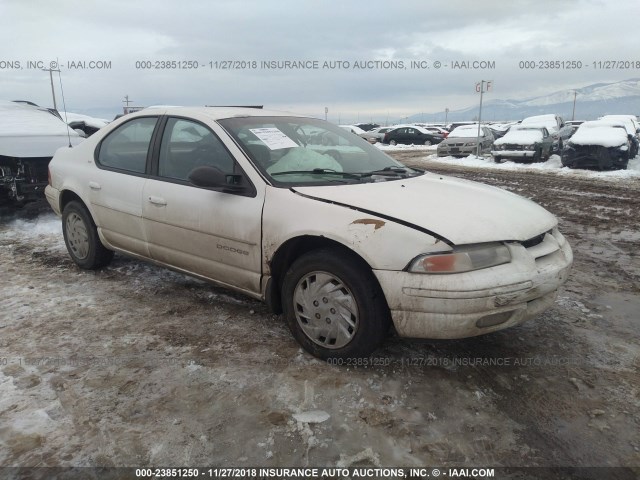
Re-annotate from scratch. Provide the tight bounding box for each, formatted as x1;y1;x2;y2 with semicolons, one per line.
0;154;639;471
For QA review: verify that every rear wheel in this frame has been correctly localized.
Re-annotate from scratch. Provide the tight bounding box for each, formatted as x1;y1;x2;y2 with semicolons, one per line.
281;249;390;360
424;140;432;146
62;200;113;269
493;156;503;163
389;139;397;146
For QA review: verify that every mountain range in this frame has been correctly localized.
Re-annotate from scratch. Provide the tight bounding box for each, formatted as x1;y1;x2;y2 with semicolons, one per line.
406;78;640;123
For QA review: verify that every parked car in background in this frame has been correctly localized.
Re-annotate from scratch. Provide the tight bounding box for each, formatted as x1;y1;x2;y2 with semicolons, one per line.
360;126;394;143
447;121;476;132
565;120;584;135
599;115;640;151
419;125;449;138
600;115;640;139
487;123;513;139
339;125;366;135
437;125;495;157
562;121;631;170
492;125;553;163
353;123;379;132
382;126;444;146
520;114;573;152
44;106;573;359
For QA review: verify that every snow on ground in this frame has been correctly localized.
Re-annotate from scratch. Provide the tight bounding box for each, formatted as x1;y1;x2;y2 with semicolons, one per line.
417;153;640;181
1;213;62;239
375;143;437;152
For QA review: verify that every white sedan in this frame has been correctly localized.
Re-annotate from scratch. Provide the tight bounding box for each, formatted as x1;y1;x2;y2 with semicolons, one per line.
45;107;573;359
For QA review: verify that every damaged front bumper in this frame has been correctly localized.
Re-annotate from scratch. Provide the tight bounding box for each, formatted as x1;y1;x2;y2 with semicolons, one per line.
374;228;573;339
561;144;628;170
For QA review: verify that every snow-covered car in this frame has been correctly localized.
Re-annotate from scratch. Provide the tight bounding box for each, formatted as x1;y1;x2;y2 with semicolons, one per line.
339;125;366;135
360;126;394;143
520;114;573;152
437;125;494;157
0;100;83;206
492;125;554;163
600;115;640;140
382;126;444;146
562;121;631;170
45;107;573;359
597;116;640;156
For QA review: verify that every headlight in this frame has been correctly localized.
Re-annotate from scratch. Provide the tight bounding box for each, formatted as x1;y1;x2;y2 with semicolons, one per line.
524;145;534;150
408;243;511;274
463;142;476;147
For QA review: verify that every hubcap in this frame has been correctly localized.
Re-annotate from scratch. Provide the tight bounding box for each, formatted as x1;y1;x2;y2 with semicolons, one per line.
293;271;359;349
65;213;89;259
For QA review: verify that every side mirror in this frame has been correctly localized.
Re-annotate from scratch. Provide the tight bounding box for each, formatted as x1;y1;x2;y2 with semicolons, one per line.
188;166;244;193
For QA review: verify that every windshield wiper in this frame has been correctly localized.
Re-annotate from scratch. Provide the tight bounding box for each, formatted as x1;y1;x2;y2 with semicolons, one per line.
271;169;362;179
353;166;419;177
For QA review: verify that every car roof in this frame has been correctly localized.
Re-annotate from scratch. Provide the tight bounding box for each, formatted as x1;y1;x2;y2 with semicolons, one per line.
131;106;307;121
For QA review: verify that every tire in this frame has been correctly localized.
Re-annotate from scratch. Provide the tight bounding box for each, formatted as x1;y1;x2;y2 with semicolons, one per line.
62;200;114;269
424;140;432;146
389;139;397;146
493;156;502;163
281;249;391;360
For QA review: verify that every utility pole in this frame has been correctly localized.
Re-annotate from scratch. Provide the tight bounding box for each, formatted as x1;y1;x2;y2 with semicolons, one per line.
571;91;577;121
324;107;328;121
475;80;492;157
42;67;61;110
445;107;449;126
123;95;134;114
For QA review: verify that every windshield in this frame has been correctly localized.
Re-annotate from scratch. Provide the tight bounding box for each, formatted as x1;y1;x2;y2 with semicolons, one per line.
218;116;421;186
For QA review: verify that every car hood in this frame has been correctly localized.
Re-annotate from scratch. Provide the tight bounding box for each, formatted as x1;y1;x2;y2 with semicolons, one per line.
292;173;556;245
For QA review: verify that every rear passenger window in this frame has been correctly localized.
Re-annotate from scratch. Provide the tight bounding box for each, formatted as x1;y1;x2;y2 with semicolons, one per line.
158;118;236;181
97;117;157;173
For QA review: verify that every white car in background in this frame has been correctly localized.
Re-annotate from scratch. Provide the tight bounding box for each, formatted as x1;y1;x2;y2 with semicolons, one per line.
437;125;495;157
339;124;366;135
45;107;573;359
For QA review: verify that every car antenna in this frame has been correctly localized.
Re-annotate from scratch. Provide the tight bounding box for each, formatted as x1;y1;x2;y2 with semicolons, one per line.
57;68;73;147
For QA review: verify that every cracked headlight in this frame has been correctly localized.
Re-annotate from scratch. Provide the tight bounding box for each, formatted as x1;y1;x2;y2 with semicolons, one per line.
408;243;511;274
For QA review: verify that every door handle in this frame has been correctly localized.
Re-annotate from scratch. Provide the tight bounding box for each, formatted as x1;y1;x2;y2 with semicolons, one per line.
148;196;167;206
88;181;101;190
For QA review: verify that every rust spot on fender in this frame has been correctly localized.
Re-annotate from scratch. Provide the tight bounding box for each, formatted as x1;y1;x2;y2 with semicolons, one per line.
350;218;386;230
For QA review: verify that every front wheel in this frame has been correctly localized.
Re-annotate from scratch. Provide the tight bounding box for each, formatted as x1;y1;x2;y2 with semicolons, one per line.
424;140;432;146
281;249;391;360
62;200;114;269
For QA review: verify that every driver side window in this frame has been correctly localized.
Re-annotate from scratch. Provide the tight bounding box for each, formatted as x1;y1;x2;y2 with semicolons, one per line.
158;118;235;181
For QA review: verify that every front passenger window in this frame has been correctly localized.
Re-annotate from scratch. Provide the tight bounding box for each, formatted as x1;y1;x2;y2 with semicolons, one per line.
158;118;236;181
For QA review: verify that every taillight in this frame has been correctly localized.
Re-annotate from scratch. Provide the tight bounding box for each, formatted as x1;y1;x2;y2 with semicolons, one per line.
383;133;389;143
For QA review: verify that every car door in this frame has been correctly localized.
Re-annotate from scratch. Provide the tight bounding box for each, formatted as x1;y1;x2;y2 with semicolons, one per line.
406;128;419;144
90;116;159;256
142;116;263;295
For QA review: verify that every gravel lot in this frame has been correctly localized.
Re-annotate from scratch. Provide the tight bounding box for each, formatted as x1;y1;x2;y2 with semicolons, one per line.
0;151;639;475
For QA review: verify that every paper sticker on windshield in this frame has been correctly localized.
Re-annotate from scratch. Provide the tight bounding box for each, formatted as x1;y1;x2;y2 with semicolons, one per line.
249;127;298;150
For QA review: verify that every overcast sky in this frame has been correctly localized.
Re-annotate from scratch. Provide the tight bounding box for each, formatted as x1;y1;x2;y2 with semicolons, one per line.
1;0;639;122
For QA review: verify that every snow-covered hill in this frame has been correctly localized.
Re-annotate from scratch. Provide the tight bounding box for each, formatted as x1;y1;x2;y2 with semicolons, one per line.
409;79;640;123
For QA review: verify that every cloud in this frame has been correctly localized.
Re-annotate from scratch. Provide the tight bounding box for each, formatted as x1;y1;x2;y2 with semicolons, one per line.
0;0;638;121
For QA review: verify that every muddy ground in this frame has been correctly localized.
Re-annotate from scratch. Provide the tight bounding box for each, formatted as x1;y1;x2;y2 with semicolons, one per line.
0;152;639;475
